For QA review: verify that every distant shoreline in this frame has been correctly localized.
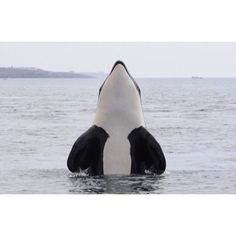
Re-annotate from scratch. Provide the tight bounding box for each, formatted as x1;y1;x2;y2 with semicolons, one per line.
0;67;235;79
0;67;96;79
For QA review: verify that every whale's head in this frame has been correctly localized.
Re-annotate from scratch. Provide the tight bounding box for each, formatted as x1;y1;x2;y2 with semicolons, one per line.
94;61;144;129
98;60;141;98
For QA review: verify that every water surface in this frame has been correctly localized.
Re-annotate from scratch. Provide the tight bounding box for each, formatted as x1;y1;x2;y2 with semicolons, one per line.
0;78;235;193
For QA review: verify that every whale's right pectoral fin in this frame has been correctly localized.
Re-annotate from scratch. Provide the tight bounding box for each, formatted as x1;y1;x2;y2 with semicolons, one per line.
128;126;166;175
67;125;109;175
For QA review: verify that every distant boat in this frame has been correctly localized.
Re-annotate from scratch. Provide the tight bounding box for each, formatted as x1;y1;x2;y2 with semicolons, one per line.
192;76;203;79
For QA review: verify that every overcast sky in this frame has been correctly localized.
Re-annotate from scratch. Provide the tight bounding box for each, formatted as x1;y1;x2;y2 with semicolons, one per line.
0;42;236;77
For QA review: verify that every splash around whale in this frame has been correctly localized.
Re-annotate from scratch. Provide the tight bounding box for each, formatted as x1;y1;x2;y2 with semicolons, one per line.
67;61;166;175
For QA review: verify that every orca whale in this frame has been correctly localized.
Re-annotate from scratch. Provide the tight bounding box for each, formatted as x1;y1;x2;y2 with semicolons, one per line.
67;61;166;175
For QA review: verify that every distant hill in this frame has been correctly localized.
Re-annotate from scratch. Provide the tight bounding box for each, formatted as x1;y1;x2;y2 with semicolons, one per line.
85;72;107;78
0;67;94;78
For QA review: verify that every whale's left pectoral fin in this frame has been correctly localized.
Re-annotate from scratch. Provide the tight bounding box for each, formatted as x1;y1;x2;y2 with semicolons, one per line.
128;126;166;175
67;125;109;175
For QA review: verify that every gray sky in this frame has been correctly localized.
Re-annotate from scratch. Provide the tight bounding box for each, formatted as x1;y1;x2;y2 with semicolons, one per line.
0;42;236;77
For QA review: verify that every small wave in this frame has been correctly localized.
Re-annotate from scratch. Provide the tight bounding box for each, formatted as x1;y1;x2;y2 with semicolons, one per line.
68;170;89;178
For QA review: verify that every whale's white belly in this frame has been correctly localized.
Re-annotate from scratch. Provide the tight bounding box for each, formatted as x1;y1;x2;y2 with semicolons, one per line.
103;131;131;175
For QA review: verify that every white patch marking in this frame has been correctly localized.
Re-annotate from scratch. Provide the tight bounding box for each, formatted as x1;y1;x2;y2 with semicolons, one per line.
103;132;131;175
94;64;145;175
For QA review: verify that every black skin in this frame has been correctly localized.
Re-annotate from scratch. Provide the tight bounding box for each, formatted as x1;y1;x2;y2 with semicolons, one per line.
128;126;166;175
67;125;166;176
67;125;109;176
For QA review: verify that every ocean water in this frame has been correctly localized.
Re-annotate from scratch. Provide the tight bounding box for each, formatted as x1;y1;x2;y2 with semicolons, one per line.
0;78;236;194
